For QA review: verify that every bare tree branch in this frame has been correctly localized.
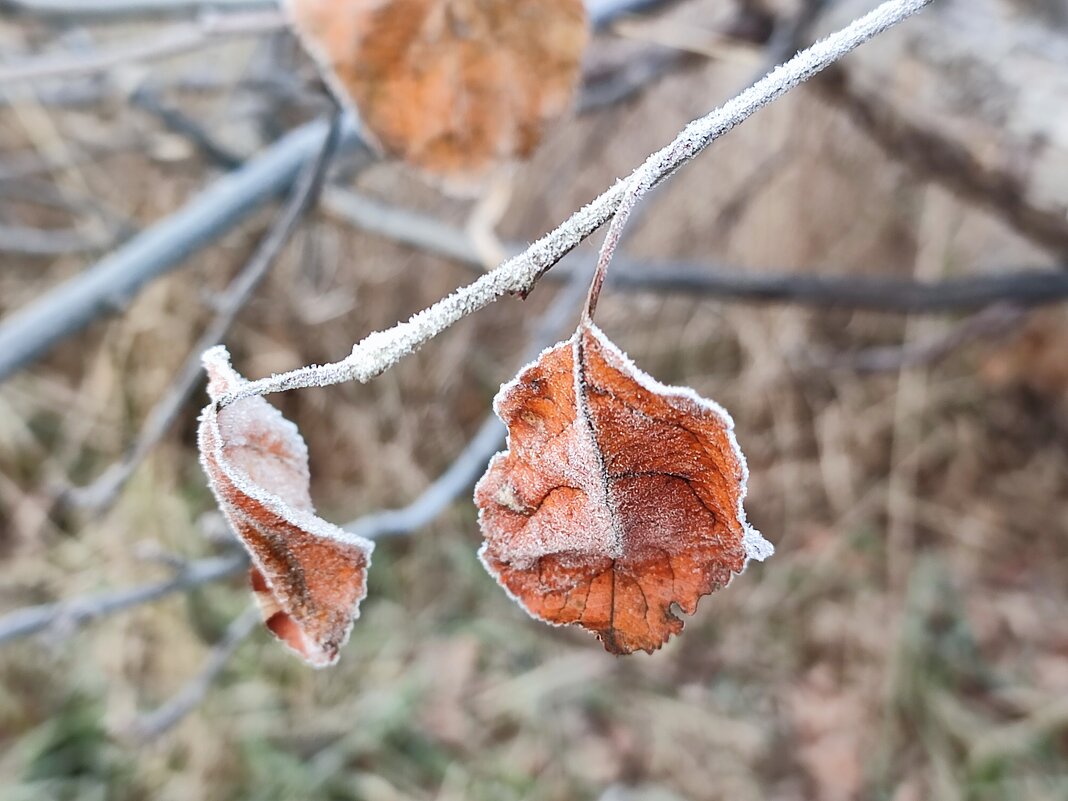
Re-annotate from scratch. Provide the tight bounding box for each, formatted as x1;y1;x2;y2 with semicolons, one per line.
604;262;1068;312
64;116;343;512
0;11;286;87
130;85;244;170
0;553;247;645
808;304;1029;373
0;0;272;18
0;115;364;382
325;190;1068;313
222;0;934;406
578;49;693;113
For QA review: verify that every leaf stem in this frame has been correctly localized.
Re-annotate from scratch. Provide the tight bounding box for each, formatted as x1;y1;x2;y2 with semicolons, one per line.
583;171;655;323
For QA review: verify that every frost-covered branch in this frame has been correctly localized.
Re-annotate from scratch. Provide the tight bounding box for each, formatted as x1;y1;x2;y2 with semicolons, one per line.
222;0;934;406
0;0;674;383
344;271;591;540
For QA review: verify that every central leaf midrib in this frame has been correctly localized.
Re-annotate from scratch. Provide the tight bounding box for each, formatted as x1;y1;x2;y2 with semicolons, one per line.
573;328;624;642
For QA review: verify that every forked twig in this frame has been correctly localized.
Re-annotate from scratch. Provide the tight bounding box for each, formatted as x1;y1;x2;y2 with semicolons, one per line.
0;11;286;86
219;0;934;406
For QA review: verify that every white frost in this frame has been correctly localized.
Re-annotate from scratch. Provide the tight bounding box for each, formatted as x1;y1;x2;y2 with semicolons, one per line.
200;346;375;556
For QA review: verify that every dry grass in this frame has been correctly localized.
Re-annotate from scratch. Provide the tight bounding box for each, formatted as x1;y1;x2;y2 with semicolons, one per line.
1;6;1067;800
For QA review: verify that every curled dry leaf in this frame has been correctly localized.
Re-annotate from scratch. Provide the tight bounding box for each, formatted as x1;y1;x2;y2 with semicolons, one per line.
197;347;373;667
475;322;773;654
284;0;589;191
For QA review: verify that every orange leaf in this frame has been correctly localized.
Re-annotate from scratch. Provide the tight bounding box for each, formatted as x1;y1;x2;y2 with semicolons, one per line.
197;347;374;667
284;0;589;192
475;322;772;654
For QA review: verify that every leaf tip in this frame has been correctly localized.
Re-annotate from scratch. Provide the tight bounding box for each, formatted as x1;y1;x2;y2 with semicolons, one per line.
743;525;775;563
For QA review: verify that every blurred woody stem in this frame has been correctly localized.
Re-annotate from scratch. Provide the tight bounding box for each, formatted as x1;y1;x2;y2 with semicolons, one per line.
219;0;934;407
2;0;662;25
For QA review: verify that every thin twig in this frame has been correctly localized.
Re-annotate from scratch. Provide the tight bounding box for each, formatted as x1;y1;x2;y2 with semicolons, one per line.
324;189;1068;313
0;0;272;17
0;11;286;87
128;605;260;740
0;115;364;383
583;157;657;322
762;0;828;66
809;304;1029;373
221;0;933;406
578;49;693;113
131;86;244;170
0;553;247;645
4;0;665;24
64;116;342;512
606;263;1068;312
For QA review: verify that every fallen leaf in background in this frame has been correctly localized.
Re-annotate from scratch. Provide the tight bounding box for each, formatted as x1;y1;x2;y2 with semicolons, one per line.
285;0;589;191
198;346;374;667
475;321;772;654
